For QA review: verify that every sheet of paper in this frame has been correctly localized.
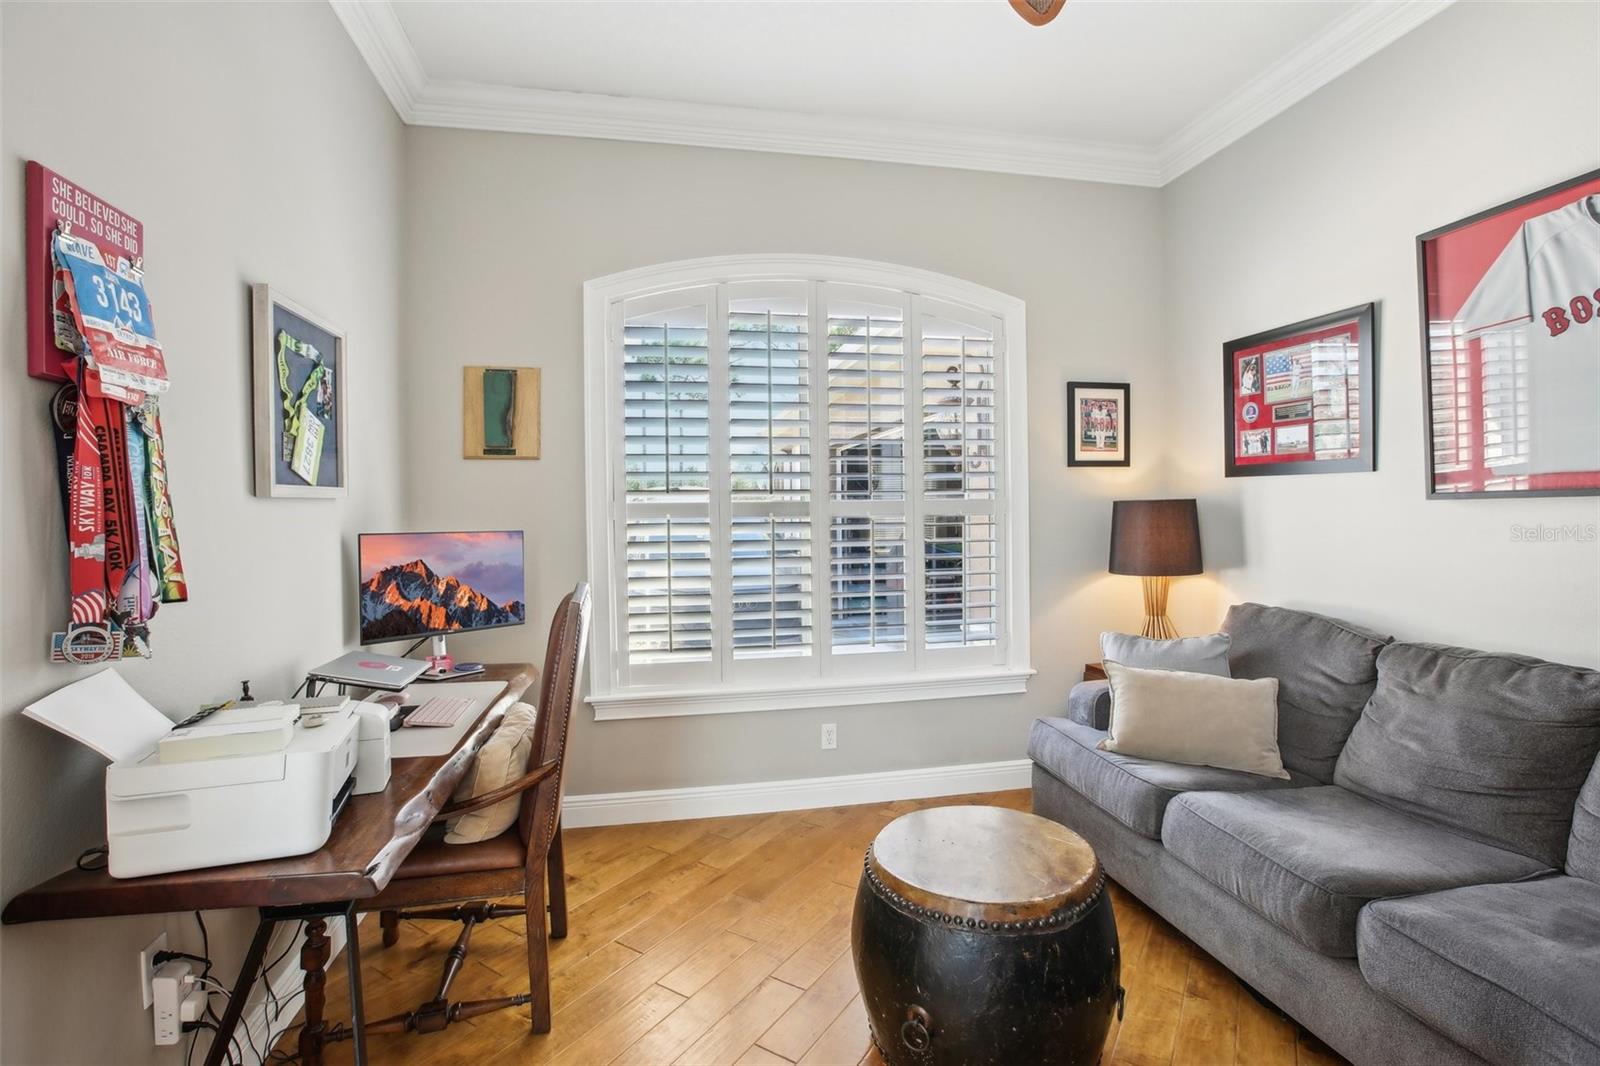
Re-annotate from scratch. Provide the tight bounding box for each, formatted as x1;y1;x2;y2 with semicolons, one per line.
22;668;174;762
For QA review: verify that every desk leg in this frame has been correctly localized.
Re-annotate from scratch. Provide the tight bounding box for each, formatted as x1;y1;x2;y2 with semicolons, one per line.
298;917;331;1065
203;917;274;1066
344;907;368;1065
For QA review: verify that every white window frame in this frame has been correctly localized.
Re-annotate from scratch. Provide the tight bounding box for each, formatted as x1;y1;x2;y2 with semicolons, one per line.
583;255;1033;720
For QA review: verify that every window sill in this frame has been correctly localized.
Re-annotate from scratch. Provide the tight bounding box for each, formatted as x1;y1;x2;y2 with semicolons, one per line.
587;667;1036;720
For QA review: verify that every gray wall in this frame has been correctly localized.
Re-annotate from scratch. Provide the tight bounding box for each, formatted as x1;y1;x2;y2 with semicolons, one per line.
399;129;1168;795
1161;0;1600;666
0;3;404;1062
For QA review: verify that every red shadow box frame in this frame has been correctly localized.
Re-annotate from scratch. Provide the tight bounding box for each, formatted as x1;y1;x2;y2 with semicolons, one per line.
1416;168;1600;500
1222;303;1377;479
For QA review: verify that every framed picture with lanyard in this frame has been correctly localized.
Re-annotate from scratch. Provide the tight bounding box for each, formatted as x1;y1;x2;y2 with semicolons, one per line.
251;284;348;498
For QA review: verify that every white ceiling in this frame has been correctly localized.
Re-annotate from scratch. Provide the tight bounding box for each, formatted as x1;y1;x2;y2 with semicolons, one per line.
332;0;1454;187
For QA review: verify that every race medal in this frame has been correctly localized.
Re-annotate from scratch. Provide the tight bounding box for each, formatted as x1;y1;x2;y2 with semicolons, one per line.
49;383;77;535
50;624;124;665
52;229;169;399
136;399;188;603
291;408;326;485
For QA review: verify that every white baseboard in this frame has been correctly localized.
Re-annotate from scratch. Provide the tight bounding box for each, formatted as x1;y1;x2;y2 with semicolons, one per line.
561;758;1033;828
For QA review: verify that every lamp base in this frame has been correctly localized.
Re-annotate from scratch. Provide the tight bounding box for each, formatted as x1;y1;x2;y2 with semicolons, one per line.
1139;576;1179;639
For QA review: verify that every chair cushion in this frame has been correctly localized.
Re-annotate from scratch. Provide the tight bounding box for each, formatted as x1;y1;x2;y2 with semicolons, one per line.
1570;756;1600;882
445;701;537;844
396;830;526;880
1027;717;1309;839
1335;642;1600;869
1359;877;1600;1065
1162;786;1550;957
1221;603;1391;782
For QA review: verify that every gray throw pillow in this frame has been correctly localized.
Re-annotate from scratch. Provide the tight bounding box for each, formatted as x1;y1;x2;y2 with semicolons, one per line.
1100;631;1231;677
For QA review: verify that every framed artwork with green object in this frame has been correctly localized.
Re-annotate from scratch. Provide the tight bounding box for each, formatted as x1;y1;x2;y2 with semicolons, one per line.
250;284;348;498
464;366;540;460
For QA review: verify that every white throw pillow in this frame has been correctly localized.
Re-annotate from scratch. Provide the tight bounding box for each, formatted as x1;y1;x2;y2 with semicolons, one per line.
1099;661;1288;779
445;701;538;844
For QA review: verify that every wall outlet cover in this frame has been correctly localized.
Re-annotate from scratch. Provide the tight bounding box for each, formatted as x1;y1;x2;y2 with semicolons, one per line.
821;723;837;750
139;931;168;1010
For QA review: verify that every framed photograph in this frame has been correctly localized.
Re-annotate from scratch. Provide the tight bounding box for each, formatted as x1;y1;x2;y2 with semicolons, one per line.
1223;304;1375;478
464;365;541;459
1418;168;1600;498
251;285;347;499
1066;381;1129;467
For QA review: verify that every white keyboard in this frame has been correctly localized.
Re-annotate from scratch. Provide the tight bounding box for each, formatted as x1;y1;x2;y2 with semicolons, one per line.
403;696;476;728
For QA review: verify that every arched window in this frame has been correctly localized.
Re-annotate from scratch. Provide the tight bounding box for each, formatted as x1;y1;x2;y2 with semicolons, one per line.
583;256;1032;718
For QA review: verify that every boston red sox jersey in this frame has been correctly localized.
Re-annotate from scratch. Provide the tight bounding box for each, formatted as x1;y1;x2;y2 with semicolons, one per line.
1456;195;1600;475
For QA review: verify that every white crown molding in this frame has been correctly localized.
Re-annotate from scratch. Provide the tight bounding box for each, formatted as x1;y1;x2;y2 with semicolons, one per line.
331;0;1454;188
561;759;1034;827
1158;0;1456;183
328;0;425;118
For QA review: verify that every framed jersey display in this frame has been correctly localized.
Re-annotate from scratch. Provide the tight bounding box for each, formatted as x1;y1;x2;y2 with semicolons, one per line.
250;284;348;499
1418;169;1600;498
1223;304;1375;478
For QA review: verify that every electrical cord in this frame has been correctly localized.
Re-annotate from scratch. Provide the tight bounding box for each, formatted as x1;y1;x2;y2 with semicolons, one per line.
75;845;108;871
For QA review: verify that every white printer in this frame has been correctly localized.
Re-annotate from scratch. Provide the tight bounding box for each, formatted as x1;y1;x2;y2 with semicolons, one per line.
23;669;364;879
105;706;359;878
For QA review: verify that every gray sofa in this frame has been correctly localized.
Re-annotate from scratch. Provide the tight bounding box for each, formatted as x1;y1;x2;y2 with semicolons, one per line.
1029;603;1600;1066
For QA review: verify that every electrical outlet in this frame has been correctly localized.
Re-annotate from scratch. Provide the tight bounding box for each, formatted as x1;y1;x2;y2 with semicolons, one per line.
821;723;837;750
138;932;168;1010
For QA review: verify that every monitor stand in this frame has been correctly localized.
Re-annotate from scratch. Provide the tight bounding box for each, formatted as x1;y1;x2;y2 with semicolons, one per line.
417;635;487;682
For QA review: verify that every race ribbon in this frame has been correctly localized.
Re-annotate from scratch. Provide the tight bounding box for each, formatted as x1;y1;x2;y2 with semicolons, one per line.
136;399;188;603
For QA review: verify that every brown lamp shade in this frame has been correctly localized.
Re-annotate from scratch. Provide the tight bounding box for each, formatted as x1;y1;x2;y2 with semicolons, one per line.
1109;499;1202;576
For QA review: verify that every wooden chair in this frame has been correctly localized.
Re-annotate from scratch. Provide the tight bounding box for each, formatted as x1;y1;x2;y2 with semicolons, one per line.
345;582;590;1039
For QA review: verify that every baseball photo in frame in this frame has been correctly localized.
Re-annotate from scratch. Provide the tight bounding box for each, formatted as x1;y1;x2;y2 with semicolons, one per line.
1067;381;1130;467
1417;168;1600;498
251;285;348;499
1223;304;1375;478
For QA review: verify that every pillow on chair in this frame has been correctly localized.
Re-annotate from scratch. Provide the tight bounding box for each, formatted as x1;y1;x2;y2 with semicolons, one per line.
445;701;538;844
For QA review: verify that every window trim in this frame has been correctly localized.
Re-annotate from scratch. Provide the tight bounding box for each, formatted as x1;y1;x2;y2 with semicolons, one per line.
583;255;1033;719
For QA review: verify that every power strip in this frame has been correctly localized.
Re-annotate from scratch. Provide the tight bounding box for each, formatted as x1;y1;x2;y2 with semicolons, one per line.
152;959;191;1046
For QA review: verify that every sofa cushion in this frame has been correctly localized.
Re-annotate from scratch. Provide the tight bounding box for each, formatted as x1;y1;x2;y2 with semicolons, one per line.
1335;642;1600;869
1359;877;1600;1065
1161;786;1550;957
1028;717;1309;839
1221;603;1390;782
1100;630;1231;676
1570;757;1600;882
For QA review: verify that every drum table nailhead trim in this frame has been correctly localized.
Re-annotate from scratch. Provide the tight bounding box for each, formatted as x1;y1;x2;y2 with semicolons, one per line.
863;849;1107;932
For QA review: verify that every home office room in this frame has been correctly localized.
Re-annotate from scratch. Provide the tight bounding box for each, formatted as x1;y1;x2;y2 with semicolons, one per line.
2;2;1598;1065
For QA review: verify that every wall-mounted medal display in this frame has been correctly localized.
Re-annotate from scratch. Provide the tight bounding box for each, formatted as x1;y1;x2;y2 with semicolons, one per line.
27;162;187;664
1223;303;1376;478
251;284;348;498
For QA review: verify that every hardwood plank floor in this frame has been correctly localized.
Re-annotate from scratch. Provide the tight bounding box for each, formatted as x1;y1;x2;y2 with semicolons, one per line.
274;789;1348;1065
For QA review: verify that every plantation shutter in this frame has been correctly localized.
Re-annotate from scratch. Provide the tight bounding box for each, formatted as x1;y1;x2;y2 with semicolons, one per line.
604;270;1014;698
918;302;1002;654
619;289;716;680
727;284;814;668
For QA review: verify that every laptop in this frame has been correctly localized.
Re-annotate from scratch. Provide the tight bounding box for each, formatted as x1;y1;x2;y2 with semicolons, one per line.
307;651;429;692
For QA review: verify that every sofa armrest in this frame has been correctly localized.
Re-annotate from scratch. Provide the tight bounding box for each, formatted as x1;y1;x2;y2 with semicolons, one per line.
1068;680;1112;731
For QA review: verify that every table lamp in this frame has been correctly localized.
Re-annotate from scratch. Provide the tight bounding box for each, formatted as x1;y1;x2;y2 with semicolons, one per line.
1108;498;1202;639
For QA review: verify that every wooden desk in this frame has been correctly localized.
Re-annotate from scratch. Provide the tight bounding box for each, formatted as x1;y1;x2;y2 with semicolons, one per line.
1084;662;1107;682
3;662;536;1066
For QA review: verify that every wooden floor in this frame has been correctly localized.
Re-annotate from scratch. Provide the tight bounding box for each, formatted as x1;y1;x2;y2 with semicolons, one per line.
277;790;1347;1065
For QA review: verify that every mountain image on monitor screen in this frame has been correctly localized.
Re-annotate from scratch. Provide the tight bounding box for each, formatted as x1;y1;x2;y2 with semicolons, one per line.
360;557;525;642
